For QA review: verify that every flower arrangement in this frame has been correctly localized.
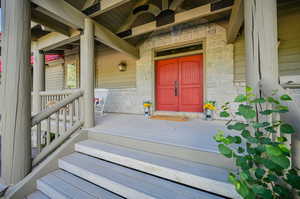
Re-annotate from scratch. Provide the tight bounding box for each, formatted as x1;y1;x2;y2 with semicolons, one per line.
204;101;216;111
143;100;152;117
203;101;216;120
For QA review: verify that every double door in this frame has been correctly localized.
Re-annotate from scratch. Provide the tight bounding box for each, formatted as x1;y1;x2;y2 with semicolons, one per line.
156;54;204;112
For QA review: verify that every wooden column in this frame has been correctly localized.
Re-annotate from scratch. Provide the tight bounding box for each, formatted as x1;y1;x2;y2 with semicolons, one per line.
244;0;279;94
32;44;45;114
1;0;32;184
80;18;95;128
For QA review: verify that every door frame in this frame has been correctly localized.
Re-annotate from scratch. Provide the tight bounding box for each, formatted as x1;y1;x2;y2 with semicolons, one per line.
151;39;207;113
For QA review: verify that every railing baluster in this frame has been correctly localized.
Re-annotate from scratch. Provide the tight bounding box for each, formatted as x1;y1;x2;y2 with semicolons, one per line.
47;117;51;146
70;101;74;125
37;123;42;153
75;99;79;121
55;111;59;138
63;107;67;133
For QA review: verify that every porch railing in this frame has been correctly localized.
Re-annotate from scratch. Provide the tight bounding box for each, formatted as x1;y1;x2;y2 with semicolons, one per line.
39;89;80;111
31;90;84;166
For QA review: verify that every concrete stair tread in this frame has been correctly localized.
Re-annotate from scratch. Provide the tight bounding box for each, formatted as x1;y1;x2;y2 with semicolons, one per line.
26;191;50;199
75;139;237;198
37;170;123;199
59;152;226;199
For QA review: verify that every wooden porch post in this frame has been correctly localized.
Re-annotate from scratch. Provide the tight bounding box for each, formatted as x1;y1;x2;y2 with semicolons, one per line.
32;44;45;114
244;0;279;94
1;0;32;184
80;18;95;128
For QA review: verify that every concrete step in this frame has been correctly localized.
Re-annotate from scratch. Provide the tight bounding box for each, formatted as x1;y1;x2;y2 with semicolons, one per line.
59;152;226;199
88;130;235;169
26;191;50;199
36;170;123;199
75;139;239;198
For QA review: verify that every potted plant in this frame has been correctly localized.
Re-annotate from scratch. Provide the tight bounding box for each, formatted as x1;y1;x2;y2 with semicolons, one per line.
143;100;152;117
203;101;216;120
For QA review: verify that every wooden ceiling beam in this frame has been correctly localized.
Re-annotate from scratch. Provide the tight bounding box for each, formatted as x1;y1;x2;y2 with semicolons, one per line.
31;10;70;36
83;0;131;17
227;0;244;43
36;30;81;51
169;0;185;11
31;0;139;59
117;1;233;39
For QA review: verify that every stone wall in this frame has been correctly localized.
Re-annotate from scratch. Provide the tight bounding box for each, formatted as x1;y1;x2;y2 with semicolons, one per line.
131;22;245;115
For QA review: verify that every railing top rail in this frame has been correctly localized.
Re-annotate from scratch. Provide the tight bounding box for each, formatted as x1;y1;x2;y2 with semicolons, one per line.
281;83;300;89
32;90;84;126
39;89;81;96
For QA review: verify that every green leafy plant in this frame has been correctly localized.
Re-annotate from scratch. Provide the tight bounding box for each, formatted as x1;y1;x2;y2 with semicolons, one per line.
214;87;300;199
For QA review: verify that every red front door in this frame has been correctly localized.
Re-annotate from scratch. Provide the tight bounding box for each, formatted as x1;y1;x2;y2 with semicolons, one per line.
156;55;204;112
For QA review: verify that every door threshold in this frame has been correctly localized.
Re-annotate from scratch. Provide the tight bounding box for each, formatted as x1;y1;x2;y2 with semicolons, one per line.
154;111;204;119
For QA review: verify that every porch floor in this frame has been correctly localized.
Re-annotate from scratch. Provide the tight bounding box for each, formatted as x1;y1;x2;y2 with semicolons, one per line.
88;113;235;153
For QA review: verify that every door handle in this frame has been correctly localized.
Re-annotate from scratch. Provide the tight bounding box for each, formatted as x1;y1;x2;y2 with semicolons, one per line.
174;80;179;96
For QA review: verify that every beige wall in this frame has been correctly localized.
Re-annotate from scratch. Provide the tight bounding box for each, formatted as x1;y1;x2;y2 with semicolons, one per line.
95;48;136;89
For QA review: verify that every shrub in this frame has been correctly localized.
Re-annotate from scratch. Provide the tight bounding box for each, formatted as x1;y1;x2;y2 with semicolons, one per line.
214;87;300;199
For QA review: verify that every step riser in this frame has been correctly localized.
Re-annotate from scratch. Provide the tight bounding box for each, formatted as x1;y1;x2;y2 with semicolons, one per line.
88;131;235;170
59;159;157;199
37;180;68;199
76;143;235;198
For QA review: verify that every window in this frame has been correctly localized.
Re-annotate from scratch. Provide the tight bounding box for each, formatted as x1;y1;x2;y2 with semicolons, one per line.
66;63;77;89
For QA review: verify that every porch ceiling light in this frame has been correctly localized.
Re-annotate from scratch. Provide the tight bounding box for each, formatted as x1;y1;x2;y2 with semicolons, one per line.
118;61;127;72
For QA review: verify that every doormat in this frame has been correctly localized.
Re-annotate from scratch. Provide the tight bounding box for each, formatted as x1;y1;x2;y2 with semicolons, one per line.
150;115;189;122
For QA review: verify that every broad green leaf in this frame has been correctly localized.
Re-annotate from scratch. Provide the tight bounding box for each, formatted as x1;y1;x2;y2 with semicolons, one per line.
267;97;280;105
213;130;225;142
286;174;300;189
228;173;237;185
220;111;230;118
266;145;282;156
276;136;287;143
238;104;256;119
273;185;290;199
278;144;290;153
241;130;251;138
228;122;248;131
246;86;253;93
252;122;270;129
260;110;273;115
255;168;265;179
251;98;266;104
218;144;233;158
223;136;235;145
234;94;247;102
252;185;273;199
234;136;242;144
236;181;250;198
280;94;292;101
270;155;290;169
280;123;295;134
265;126;277;133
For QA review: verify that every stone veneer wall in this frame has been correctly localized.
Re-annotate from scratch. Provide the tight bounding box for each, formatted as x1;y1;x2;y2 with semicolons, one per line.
105;22;245;115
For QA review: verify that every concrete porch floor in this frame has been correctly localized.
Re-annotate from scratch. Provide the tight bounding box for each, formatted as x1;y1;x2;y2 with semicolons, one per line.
88;113;236;153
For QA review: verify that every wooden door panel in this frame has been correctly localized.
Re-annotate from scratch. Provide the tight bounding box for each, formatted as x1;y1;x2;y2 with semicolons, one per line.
179;55;204;112
156;59;179;111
